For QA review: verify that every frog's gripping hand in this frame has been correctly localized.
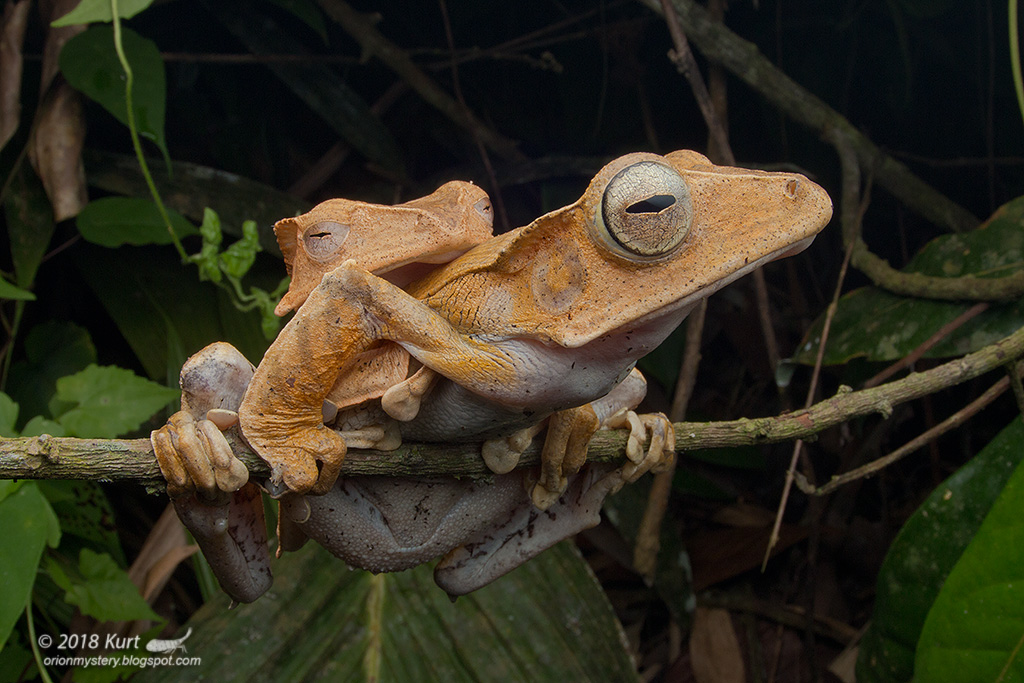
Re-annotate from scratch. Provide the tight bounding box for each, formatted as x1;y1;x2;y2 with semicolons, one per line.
150;343;272;603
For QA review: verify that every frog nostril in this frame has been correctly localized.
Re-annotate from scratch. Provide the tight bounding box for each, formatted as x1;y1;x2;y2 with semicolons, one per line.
626;195;676;214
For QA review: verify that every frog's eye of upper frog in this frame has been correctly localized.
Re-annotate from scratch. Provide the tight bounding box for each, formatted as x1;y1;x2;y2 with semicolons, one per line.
302;221;350;262
474;197;495;226
595;161;692;260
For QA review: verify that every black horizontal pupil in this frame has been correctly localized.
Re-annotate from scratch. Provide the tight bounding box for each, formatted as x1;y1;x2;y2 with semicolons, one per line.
625;194;675;214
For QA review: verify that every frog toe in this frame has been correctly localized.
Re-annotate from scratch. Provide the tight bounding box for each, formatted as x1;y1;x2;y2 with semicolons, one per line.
481;436;525;474
619;411;676;482
255;425;348;496
381;366;437;422
530;479;567;510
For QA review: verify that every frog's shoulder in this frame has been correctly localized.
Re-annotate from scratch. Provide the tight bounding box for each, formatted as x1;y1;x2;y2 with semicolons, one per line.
405;225;522;297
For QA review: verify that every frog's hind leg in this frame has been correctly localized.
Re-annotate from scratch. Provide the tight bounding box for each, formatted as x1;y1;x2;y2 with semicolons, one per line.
150;342;272;603
434;464;623;597
529;368;675;509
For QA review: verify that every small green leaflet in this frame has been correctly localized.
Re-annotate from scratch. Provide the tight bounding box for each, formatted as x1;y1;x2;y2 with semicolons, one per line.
0;393;17;436
53;364;179;438
0;279;34;301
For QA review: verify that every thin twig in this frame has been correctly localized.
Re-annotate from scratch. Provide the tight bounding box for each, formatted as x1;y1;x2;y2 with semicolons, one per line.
764;129;866;568
851;240;1024;302
699;591;860;645
659;0;733;165
1007;360;1024;416
639;0;979;233
315;0;524;162
633;298;707;578
5;321;1024;485
287;83;407;199
863;302;990;388
659;0;783;378
795;375;1010;496
437;0;509;231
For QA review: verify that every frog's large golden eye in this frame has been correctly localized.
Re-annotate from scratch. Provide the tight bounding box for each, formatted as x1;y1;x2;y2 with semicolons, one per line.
596;161;692;259
302;221;350;262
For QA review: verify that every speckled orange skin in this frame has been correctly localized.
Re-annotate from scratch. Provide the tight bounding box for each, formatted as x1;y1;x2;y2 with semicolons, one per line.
239;151;833;495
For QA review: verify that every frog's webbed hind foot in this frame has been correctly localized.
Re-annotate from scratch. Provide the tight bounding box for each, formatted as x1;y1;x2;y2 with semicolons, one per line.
172;482;272;603
150;342;271;603
434;464;622;597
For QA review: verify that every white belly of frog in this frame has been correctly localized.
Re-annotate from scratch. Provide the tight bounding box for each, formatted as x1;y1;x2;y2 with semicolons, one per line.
145;627;192;655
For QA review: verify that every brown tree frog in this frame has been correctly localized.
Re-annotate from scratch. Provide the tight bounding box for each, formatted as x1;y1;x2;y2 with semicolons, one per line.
153;151;832;602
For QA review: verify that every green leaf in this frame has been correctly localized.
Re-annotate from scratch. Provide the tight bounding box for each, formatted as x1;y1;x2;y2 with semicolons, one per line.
52;0;154;26
6;322;97;424
796;197;1024;364
53;365;178;438
48;550;160;623
0;631;35;682
0;393;17;437
915;426;1024;680
0;481;21;505
5;164;55;289
218;220;261;279
20;416;65;437
0;483;61;651
60;25;169;161
0;279;34;301
38;482;125;566
76;197;196;247
857;418;1024;682
133;542;638;682
75;245;271;383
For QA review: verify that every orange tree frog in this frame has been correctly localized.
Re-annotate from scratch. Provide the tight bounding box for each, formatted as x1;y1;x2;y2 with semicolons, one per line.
230;150;831;597
156;151;832;602
241;150;832;501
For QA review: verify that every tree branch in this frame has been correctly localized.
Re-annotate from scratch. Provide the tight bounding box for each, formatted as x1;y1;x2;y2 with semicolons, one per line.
314;0;524;162
3;322;1023;488
638;0;980;234
850;238;1024;301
